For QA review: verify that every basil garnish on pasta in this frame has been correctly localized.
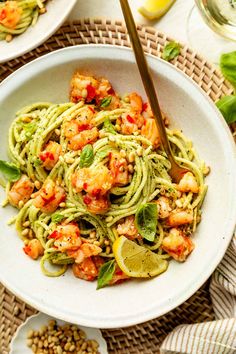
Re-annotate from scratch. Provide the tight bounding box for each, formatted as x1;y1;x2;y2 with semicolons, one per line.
51;213;64;224
0;160;21;182
103;118;117;134
135;203;158;242
100;96;112;108
97;260;116;289
79;144;94;168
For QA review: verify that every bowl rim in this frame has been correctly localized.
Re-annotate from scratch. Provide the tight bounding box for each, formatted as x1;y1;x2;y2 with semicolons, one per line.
0;44;236;328
0;0;77;63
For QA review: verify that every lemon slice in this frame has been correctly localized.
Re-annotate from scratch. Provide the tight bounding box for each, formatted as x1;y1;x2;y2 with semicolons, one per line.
138;0;175;20
113;236;168;278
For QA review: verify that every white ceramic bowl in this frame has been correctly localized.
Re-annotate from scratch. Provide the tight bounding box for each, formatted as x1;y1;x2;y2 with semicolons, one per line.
10;313;108;354
0;0;77;63
0;45;235;328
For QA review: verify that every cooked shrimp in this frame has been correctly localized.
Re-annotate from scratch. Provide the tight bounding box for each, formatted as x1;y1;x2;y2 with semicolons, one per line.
109;152;129;186
142;101;154;119
63;120;80;139
8;175;34;208
39;141;62;170
97;78;120;109
68;127;99;150
156;196;172;219
167;209;193;227
117;216;140;240
49;223;81;252
0;1;21;29
33;179;66;213
63;107;95;141
177;172;199;194
129;92;143;113
70;73;99;103
23;239;44;260
72;257;99;281
120;112;144;135
83;194;110;214
141;118;160;148
68;242;102;264
162;228;194;262
72;165;114;196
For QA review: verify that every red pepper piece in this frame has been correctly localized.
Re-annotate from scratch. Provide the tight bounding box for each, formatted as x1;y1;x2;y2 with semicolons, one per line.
86;85;96;102
126;115;135;124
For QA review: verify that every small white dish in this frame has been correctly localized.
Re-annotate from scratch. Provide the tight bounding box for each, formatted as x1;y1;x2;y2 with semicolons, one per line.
10;312;108;354
0;0;77;63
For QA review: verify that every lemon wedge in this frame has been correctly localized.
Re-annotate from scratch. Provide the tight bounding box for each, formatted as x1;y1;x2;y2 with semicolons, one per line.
138;0;176;20
113;236;168;278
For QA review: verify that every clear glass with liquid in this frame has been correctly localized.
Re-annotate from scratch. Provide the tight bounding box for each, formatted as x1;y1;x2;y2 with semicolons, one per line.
195;0;236;40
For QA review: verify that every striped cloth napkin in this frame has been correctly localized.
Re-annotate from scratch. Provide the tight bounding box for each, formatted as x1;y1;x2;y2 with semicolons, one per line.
160;233;236;354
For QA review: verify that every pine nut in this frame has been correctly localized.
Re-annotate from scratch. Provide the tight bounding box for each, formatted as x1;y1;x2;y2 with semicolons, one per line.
120;149;126;158
18;200;24;208
137;147;143;156
5;34;12;42
39;7;46;14
34;180;41;189
81;89;88;98
128;151;135;163
23;220;30;227
128;164;134;173
22;228;29;236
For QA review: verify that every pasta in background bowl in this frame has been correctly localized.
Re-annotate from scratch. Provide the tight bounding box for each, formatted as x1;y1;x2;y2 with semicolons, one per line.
0;0;77;63
0;45;235;328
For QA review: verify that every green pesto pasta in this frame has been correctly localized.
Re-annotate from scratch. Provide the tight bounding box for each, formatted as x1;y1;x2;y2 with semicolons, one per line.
1;75;208;286
0;0;48;42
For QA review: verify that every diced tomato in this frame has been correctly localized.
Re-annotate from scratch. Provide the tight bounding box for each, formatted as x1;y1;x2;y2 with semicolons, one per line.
48;230;59;239
78;124;92;132
86;85;96;102
83;195;92;205
0;9;6;21
88;106;95;113
126;115;136;124
91;189;102;198
107;87;115;95
23;245;31;256
142;102;148;112
39;151;54;162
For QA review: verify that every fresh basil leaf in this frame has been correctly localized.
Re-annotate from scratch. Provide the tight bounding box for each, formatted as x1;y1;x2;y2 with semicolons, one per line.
220;51;236;88
103;118;116;134
216;95;236;124
135;203;158;242
100;96;112;108
162;41;181;61
79;144;94;168
96;148;110;160
19;122;37;141
51;213;64;223
0;160;21;182
33;158;42;167
97;259;116;290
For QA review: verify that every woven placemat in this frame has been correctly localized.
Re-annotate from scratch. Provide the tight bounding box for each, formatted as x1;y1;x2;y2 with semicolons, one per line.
0;19;235;354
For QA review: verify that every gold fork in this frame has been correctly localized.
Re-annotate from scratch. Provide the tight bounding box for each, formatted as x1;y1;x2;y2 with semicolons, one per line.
120;0;188;182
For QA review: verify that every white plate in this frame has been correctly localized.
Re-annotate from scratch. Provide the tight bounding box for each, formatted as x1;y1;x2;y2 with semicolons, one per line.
9;312;108;354
0;45;235;328
0;0;77;63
